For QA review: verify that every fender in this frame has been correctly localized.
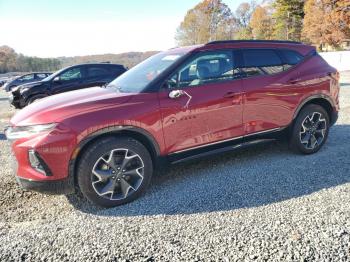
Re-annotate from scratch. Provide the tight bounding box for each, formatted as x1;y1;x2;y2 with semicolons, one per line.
72;125;161;159
68;125;162;190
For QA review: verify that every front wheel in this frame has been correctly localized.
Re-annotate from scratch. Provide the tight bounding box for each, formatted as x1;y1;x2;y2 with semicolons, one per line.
27;95;47;105
289;104;330;154
77;137;153;208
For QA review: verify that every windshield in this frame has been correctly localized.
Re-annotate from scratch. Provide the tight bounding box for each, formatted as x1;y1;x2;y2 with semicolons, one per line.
107;51;186;93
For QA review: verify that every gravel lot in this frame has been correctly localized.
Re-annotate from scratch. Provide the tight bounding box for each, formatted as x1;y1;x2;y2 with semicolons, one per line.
0;73;349;261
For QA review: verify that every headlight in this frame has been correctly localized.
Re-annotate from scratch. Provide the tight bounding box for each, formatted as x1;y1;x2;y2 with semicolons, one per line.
4;123;57;141
20;87;30;93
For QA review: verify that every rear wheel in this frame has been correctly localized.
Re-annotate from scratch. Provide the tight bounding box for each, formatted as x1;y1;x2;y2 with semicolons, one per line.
77;136;153;208
289;104;330;154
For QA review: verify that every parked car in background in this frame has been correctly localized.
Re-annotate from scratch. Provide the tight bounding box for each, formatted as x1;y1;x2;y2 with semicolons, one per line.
6;40;339;208
4;72;52;92
9;63;127;108
0;77;10;87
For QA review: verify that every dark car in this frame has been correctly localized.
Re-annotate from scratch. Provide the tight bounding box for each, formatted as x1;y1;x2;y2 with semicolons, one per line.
6;40;339;208
0;77;10;87
4;73;51;92
9;63;127;108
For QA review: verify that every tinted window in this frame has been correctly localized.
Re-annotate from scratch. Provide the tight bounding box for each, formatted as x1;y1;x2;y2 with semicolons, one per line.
110;66;126;75
280;49;303;65
60;68;82;81
87;66;110;77
241;49;284;77
168;50;237;88
36;73;48;79
20;74;35;81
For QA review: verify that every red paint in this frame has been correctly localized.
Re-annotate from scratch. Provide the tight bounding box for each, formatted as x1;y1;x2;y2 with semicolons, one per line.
9;42;340;183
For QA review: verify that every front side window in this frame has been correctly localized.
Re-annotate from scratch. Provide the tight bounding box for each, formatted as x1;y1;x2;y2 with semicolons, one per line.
168;50;236;89
241;49;284;77
59;68;82;81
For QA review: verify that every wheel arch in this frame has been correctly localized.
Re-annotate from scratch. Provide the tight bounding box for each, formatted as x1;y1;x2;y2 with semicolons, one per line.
293;95;335;124
25;93;48;104
68;126;162;189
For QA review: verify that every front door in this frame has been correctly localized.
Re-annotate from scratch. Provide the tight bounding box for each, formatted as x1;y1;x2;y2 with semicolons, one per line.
159;50;244;153
51;66;86;95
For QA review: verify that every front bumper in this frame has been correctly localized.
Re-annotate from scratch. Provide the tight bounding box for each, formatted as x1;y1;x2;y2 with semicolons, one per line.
16;176;75;195
7;139;75;195
8;124;78;195
8;92;23;108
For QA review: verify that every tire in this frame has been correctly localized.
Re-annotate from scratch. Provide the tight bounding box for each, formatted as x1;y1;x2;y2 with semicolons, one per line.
289;104;330;154
27;95;47;105
77;136;153;208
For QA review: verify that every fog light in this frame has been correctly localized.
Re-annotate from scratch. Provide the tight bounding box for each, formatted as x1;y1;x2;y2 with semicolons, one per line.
28;150;46;175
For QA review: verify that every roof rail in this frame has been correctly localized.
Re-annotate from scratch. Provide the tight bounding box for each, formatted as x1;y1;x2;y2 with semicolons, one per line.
206;40;302;45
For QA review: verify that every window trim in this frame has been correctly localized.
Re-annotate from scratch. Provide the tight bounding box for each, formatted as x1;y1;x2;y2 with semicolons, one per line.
238;48;306;80
160;49;242;90
277;48;304;66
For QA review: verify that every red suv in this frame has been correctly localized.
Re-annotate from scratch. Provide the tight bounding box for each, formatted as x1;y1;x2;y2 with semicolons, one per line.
6;40;339;207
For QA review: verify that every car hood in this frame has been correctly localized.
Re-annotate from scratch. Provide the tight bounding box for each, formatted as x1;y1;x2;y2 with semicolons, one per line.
11;81;44;93
11;87;132;126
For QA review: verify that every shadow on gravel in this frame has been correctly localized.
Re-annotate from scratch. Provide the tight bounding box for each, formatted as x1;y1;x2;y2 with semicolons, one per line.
67;124;350;217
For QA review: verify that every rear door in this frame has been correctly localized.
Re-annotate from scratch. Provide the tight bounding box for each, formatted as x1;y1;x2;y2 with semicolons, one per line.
240;48;304;135
159;50;244;153
85;65;113;87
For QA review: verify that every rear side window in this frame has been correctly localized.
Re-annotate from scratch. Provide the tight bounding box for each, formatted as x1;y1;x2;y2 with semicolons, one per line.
110;66;126;75
280;49;303;65
36;73;48;79
87;66;110;77
241;49;284;77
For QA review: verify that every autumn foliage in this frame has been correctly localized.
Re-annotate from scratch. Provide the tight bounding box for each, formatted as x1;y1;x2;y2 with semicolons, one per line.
175;0;236;45
176;0;350;49
302;0;350;48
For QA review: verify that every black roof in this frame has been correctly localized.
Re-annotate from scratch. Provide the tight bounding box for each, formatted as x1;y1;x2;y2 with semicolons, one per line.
206;40;302;45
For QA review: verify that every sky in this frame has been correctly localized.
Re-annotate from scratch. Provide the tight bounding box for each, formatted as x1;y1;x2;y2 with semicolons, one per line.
0;0;251;58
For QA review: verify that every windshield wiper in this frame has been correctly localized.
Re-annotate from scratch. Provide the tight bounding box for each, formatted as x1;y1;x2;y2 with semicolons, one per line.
105;84;123;92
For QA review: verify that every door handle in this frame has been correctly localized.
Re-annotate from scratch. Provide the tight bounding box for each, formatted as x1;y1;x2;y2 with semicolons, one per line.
224;92;240;98
288;78;300;84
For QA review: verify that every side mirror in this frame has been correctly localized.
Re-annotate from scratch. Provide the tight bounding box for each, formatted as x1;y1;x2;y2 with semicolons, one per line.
53;76;61;82
169;90;184;99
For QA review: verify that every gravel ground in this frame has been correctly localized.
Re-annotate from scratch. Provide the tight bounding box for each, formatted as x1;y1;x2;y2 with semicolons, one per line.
0;73;349;261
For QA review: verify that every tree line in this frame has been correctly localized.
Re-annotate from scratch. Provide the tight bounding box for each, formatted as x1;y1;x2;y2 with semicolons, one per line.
176;0;350;50
0;45;61;74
